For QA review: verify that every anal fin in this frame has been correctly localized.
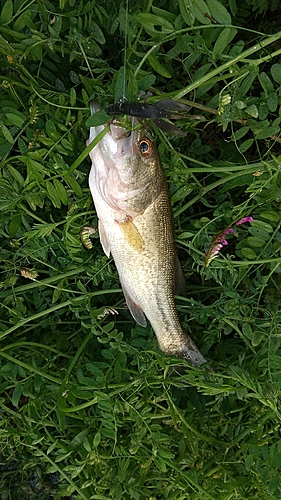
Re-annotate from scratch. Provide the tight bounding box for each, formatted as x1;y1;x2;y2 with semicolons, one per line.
122;284;147;327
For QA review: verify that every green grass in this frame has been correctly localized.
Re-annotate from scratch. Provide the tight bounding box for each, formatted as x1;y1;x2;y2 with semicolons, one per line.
0;0;281;498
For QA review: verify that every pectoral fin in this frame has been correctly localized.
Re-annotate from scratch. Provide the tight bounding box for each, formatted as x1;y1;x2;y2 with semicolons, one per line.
98;219;111;257
116;217;145;252
122;284;147;327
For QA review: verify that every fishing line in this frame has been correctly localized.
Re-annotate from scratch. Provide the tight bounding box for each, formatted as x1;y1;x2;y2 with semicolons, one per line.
122;0;129;101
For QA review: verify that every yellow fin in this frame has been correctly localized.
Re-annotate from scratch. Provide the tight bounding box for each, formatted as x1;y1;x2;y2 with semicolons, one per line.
117;218;145;252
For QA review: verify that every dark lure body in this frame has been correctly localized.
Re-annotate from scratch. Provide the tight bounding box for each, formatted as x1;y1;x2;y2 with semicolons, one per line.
106;99;190;136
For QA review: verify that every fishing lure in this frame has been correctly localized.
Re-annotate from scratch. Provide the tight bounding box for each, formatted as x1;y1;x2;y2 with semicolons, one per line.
106;99;190;136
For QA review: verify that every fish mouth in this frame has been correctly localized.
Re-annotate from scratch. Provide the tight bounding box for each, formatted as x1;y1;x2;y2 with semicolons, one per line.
89;100;139;156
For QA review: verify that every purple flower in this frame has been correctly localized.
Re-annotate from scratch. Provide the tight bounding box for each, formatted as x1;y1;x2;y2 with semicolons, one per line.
204;243;223;267
236;217;254;225
205;228;234;266
216;228;235;246
205;216;253;267
224;228;235;235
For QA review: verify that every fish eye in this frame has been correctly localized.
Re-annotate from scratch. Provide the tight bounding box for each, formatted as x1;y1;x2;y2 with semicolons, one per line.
139;138;153;156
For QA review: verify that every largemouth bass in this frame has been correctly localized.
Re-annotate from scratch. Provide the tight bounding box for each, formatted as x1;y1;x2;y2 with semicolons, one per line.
88;101;206;367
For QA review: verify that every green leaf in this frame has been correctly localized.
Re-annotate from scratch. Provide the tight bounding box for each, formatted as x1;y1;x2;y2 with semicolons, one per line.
148;54;171;78
268;475;279;495
0;142;13;160
245;104;258;118
271;63;281;84
179;0;195;26
55;78;65;91
46;180;62;208
178;231;195;239
158;447;175;459
239;139;254;152
250;220;273;233
6;164;24;185
193;0;211;24
85;110;110;127
89;20;105;44
68;429;89;450
240;247;257;259
61;138;73;151
114;66;126;102
69;70;80;84
260;211;280;222
207;0;232;24
51;278;64;303
267;92;278;112
53;179;68;205
271;448;281;469
13;12;30;31
8;213;22;237
70;87;76;107
235;100;246;110
0;0;13;24
238;67;259;97
5;112;25;127
154;456;167;472
246;236;265;248
34;374;42;392
12;383;22;407
101;349;115;360
0;123;14;143
126;71;138;102
229;0;238;15
171;186;193;204
232;126;249;141
259;71;274;94
248;227;270;241
258;101;269;120
138;74;156;91
242;323;252;339
18;137;28;155
213;28;237;61
137;13;174;35
25;192;44;210
151;6;177;24
64;173;83;197
101;427;115;439
251;330;264;347
46;120;59;140
255;125;280;140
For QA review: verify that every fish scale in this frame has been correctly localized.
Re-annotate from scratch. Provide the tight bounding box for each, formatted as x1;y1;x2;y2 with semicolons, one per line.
88;101;207;367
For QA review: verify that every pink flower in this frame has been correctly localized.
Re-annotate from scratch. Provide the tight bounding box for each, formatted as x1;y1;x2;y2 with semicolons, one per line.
205;228;234;267
205;216;253;267
236;217;254;225
224;228;235;235
216;228;235;246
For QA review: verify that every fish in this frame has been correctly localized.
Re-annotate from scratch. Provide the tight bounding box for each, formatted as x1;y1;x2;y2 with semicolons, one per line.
87;101;207;367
